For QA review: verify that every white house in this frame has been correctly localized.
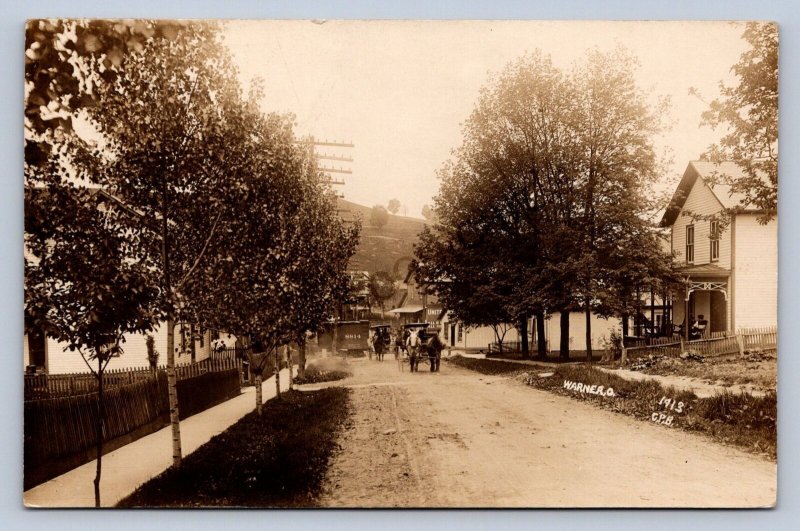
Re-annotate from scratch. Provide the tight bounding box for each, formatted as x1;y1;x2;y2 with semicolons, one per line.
660;161;777;335
24;325;238;374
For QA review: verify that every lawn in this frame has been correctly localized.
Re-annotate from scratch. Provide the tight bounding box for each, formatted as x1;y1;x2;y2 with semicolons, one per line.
293;358;353;385
633;351;777;391
117;388;351;507
447;356;776;460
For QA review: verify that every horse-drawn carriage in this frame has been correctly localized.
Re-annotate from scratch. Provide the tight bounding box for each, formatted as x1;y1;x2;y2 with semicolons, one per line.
369;324;391;361
398;323;443;373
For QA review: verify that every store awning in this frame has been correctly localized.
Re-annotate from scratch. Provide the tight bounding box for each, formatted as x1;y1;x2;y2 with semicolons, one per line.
387;305;424;314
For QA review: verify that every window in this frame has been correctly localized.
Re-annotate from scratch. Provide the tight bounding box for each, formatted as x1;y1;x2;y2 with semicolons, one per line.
710;220;720;262
686;225;695;263
457;323;463;342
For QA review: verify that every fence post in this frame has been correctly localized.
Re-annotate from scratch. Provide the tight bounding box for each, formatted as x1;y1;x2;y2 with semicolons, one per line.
736;332;745;357
620;346;627;366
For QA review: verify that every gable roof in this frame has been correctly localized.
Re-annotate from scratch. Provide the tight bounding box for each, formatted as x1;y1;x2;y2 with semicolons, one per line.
659;161;753;227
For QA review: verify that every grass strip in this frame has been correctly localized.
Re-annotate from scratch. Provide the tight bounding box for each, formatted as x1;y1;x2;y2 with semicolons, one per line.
293;364;352;385
117;388;351;507
447;356;776;460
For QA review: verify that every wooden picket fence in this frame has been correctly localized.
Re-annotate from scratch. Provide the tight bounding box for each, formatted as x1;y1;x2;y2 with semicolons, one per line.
623;325;777;363
739;326;778;351
24;357;240;401
684;335;740;357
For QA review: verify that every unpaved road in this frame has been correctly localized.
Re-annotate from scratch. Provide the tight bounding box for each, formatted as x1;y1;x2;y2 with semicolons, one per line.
311;357;775;508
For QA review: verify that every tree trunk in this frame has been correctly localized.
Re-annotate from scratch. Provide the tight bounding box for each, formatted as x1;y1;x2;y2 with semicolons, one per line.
93;358;104;507
162;177;181;468
559;310;570;360
189;323;196;363
520;315;530;359
535;311;547;358
255;370;263;414
622;312;629;338
166;316;182;467
585;301;593;364
274;347;281;399
298;339;307;379
287;345;294;390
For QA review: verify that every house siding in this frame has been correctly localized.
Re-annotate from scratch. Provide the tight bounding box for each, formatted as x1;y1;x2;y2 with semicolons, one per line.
734;213;778;329
38;324;224;375
541;312;621;352
671;177;731;269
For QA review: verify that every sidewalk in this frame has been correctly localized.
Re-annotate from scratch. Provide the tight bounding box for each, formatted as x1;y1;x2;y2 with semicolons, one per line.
24;368;294;508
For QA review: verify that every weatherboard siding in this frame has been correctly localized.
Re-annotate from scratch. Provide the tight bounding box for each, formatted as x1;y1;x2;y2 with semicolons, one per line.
40;324;218;375
733;214;778;329
671;177;731;269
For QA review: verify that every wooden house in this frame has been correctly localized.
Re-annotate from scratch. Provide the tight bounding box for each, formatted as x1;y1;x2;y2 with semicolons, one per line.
660;161;777;336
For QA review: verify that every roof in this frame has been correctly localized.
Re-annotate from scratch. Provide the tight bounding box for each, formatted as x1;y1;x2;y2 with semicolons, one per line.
660;161;755;227
676;263;731;277
387;305;424;314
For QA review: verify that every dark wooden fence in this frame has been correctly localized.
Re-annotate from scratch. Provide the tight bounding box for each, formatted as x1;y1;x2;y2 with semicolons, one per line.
24;360;241;490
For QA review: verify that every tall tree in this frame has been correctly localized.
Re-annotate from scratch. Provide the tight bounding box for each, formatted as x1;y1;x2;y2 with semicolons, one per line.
25;185;159;506
568;47;671;362
387;198;401;214
80;22;246;465
695;22;778;223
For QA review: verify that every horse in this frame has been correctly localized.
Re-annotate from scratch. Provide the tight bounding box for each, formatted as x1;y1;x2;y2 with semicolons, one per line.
373;330;387;361
405;329;422;372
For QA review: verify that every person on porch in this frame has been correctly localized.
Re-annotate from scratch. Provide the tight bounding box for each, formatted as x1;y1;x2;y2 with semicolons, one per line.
690;315;708;340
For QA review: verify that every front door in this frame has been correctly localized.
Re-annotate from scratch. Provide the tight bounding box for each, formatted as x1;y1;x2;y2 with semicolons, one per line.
450;324;456;346
710;291;727;333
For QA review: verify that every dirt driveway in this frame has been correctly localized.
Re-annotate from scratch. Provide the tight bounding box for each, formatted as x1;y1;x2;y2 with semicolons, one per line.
312;356;775;508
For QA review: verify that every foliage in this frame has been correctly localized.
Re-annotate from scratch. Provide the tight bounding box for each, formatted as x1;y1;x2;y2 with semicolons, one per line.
145;334;159;368
117;388;351;507
387;198;401;214
368;271;397;312
421;204;434;220
370;204;389;229
415;48;677;361
695;22;778;223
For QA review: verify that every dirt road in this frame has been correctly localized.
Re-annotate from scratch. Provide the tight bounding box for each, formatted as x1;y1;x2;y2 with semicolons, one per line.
312;357;776;508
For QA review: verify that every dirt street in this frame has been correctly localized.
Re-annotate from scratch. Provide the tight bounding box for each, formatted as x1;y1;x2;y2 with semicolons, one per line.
313;357;776;508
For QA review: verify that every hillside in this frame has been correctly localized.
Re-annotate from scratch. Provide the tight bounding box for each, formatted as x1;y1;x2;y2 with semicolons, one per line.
337;198;428;279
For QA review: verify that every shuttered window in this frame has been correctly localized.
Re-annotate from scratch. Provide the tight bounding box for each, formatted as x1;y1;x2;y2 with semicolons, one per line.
686;225;695;263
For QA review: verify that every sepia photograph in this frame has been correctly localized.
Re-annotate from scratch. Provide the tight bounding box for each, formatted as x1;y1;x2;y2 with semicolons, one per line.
22;19;777;509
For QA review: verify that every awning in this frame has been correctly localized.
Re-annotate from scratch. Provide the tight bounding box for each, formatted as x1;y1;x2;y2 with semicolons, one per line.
387;305;424;314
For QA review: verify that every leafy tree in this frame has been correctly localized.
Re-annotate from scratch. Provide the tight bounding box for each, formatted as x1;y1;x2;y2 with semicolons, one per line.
421;204;435;220
416;49;675;363
77;22;246;465
387;198;401;214
25;20;186;168
370;205;389;229
368;271;397;318
24;185;159;507
694;22;778;223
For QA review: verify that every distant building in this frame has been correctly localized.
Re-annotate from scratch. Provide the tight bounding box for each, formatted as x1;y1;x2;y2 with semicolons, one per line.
660;161;778;335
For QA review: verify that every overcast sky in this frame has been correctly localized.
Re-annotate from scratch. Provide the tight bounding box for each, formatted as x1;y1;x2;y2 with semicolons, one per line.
223;20;749;219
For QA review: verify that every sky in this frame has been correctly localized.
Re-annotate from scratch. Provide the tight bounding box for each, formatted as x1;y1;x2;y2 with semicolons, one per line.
222;20;750;219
